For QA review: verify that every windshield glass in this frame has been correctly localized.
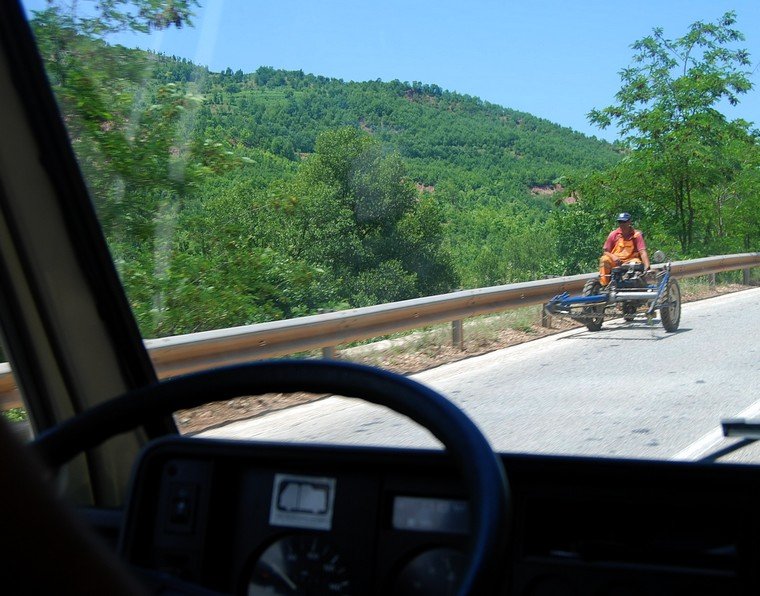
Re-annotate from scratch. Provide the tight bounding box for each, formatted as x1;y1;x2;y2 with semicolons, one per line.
15;0;760;462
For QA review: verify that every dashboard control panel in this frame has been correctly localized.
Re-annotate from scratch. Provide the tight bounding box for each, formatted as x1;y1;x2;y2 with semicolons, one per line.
120;437;760;595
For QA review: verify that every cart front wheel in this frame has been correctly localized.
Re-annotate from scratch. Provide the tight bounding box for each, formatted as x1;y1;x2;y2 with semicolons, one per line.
582;279;605;331
660;278;681;332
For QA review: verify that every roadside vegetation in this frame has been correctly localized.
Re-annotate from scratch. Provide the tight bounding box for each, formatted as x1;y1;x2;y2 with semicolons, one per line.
24;4;759;342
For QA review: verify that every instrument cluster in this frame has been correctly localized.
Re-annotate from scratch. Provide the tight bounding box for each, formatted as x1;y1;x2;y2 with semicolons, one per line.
121;439;473;595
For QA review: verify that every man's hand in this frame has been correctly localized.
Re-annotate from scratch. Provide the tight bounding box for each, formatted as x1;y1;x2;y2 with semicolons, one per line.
641;249;650;271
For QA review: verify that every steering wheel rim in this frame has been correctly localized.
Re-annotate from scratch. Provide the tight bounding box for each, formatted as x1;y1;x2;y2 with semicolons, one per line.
33;359;510;594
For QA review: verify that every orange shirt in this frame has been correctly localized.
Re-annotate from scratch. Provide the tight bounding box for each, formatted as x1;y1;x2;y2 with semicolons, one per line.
604;228;646;258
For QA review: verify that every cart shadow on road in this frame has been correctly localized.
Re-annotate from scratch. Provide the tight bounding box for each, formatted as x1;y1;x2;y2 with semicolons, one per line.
559;325;693;342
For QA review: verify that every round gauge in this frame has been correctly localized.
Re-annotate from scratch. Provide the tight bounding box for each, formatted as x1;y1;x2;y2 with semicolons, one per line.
394;547;466;595
247;534;351;595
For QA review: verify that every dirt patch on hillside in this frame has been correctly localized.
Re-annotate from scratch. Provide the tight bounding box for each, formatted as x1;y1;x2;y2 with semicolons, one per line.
175;283;751;434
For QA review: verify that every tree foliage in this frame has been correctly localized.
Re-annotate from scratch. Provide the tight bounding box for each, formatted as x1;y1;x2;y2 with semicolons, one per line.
38;0;199;35
588;11;757;253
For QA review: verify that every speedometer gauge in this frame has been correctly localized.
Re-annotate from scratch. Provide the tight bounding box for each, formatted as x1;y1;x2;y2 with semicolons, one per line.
394;547;466;595
247;534;351;595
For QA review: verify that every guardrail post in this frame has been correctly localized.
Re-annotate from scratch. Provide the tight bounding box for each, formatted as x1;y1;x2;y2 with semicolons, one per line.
541;275;560;328
709;273;716;287
541;304;552;328
452;320;464;350
322;346;337;359
743;268;751;285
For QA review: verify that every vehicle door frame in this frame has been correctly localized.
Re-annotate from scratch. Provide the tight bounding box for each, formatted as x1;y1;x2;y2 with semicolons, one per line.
0;0;176;506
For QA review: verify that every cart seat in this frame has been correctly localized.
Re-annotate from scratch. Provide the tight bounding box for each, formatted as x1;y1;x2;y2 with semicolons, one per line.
612;263;645;274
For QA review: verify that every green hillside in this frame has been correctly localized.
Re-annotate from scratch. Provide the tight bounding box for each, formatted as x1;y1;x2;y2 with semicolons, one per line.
151;56;625;290
163;58;622;202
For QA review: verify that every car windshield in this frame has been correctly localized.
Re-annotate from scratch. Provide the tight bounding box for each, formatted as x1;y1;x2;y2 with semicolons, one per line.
9;0;760;462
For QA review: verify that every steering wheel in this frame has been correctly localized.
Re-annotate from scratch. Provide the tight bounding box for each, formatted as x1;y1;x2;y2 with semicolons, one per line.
33;359;511;595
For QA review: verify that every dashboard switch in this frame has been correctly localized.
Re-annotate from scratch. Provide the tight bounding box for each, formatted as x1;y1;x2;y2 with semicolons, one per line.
167;482;197;532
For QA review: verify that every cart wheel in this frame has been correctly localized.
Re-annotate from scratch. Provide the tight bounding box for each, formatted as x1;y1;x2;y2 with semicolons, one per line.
660;278;681;332
582;279;604;331
622;302;637;322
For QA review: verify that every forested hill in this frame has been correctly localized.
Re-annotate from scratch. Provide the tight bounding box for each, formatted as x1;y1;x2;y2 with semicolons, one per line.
160;57;622;205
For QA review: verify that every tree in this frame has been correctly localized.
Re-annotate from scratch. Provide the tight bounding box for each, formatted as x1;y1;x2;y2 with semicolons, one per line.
549;204;607;275
37;0;199;35
285;127;457;305
588;11;755;253
705;136;760;253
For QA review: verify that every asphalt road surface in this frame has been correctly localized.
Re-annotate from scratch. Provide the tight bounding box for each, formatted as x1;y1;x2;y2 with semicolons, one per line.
203;287;760;463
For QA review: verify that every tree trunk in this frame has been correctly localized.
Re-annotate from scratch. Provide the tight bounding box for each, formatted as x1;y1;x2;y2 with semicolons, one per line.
673;177;688;253
685;177;694;250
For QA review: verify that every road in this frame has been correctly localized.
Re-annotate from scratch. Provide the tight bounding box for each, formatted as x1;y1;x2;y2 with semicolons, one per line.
203;287;760;463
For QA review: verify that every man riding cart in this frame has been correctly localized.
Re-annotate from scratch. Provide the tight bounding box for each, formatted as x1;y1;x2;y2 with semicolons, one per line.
545;212;681;332
600;212;650;285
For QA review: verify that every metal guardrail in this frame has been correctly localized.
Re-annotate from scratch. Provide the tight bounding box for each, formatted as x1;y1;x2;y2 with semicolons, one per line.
1;253;758;409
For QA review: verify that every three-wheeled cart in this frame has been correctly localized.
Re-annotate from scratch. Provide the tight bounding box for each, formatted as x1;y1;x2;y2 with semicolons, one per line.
545;259;681;332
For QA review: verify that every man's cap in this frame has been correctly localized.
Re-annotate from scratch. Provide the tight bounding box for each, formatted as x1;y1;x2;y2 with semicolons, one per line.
617;212;632;222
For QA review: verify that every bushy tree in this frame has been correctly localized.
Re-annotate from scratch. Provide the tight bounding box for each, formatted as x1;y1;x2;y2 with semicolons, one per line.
287;127;457;304
588;11;756;254
549;204;607;275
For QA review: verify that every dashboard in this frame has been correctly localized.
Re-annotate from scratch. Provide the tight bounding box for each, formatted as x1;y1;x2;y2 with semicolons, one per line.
120;437;760;595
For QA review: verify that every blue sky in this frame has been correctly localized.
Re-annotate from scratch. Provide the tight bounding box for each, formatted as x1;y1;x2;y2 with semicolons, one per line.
22;1;760;142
